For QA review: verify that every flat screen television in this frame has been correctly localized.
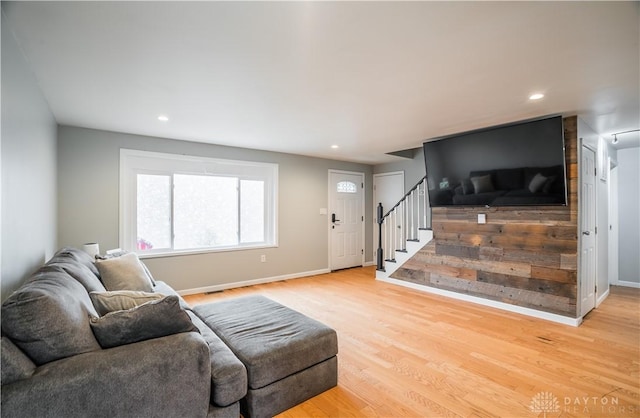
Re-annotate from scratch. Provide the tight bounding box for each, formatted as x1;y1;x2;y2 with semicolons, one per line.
423;115;567;207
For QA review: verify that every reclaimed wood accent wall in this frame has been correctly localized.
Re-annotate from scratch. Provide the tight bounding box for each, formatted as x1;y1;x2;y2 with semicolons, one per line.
391;116;578;317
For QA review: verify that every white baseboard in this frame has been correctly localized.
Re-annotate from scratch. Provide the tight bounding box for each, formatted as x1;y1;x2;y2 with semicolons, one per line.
596;288;610;308
178;268;331;296
363;260;376;267
614;281;640;288
377;276;582;327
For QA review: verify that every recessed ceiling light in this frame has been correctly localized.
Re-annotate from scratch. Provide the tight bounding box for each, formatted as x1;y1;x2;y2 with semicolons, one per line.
158;115;169;122
529;93;544;101
331;145;339;149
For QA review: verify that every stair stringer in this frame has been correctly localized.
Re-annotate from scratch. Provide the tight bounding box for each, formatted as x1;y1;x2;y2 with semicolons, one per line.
375;229;433;280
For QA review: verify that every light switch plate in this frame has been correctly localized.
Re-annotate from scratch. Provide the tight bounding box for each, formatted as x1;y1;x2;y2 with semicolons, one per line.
478;214;486;224
319;208;327;215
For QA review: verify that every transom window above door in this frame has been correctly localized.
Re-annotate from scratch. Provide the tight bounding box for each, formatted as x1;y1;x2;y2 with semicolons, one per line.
337;181;357;193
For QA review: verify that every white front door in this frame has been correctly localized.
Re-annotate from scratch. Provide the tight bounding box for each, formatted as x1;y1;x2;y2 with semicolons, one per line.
580;145;597;317
329;170;364;270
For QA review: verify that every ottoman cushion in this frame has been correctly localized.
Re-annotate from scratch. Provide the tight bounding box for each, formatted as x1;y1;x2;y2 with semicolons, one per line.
193;295;338;389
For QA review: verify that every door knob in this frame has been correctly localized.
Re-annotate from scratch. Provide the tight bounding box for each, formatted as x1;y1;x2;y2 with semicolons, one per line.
331;213;340;223
582;231;590;236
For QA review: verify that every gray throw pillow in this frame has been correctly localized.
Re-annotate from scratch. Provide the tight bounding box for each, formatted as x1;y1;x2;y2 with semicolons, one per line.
543;175;557;193
461;178;474;195
470;174;494;194
528;172;548;193
89;290;164;316
95;252;153;292
90;296;199;349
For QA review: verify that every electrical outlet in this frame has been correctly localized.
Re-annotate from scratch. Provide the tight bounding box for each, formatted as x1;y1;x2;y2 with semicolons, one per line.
478;213;486;224
260;255;266;262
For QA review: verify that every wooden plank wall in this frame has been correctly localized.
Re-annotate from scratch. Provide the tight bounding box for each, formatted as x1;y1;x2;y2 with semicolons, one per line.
391;116;579;317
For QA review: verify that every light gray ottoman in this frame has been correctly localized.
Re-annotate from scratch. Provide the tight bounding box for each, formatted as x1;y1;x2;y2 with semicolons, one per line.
193;295;338;418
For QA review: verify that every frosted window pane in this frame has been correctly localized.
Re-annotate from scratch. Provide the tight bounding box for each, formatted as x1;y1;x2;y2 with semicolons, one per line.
137;174;171;250
174;175;238;249
337;181;357;193
240;180;264;243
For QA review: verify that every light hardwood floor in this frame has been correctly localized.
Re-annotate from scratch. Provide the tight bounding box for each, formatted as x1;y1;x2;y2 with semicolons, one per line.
184;266;640;418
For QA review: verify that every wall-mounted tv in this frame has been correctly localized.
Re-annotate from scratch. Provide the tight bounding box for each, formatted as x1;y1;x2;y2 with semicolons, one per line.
423;115;567;207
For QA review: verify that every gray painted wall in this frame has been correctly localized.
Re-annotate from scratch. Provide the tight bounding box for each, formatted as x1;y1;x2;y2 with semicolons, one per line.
57;126;373;292
1;15;58;300
617;147;640;284
373;147;426;191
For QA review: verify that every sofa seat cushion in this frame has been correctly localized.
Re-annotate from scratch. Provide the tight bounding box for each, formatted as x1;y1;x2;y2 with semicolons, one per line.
1;266;101;365
194;295;338;390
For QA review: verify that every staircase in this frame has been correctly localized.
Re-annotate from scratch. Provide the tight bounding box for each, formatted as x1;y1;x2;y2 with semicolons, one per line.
375;176;434;280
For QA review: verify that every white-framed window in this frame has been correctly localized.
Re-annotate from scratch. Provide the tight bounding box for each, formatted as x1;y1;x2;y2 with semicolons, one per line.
120;149;278;257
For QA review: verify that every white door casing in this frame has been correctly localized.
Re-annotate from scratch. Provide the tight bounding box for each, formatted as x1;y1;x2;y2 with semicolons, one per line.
580;144;597;317
329;170;364;270
608;160;619;285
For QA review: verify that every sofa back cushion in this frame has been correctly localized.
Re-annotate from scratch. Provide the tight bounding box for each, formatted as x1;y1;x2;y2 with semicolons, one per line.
494;168;524;191
1;266;101;365
49;247;101;278
46;259;106;293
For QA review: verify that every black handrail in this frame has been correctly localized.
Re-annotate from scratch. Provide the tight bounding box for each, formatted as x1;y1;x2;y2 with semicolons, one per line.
380;175;428;220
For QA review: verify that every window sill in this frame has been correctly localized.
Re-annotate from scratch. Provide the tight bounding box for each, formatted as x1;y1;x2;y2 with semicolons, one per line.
137;244;278;259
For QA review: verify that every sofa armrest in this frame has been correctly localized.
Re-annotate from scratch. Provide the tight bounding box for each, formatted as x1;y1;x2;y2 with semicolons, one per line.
1;332;211;418
188;311;248;407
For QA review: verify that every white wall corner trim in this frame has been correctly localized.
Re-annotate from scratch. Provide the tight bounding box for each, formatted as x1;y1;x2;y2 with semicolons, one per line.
177;268;331;296
377;277;583;327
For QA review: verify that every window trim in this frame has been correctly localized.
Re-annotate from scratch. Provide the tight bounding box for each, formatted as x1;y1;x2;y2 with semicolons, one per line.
120;149;278;258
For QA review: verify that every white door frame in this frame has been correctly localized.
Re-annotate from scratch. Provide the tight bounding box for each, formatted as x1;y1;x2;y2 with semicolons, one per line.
608;158;619;286
328;170;365;270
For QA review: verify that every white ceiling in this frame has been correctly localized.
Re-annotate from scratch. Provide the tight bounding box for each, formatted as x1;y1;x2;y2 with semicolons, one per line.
3;1;639;163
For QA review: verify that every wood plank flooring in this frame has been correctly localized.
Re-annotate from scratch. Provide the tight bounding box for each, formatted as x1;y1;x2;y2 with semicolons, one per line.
183;266;640;418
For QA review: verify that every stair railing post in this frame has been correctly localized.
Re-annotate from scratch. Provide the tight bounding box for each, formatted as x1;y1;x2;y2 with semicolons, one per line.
376;203;384;271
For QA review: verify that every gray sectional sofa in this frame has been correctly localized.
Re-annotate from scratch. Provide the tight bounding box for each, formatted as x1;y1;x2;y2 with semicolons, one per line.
1;247;338;418
429;165;565;207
